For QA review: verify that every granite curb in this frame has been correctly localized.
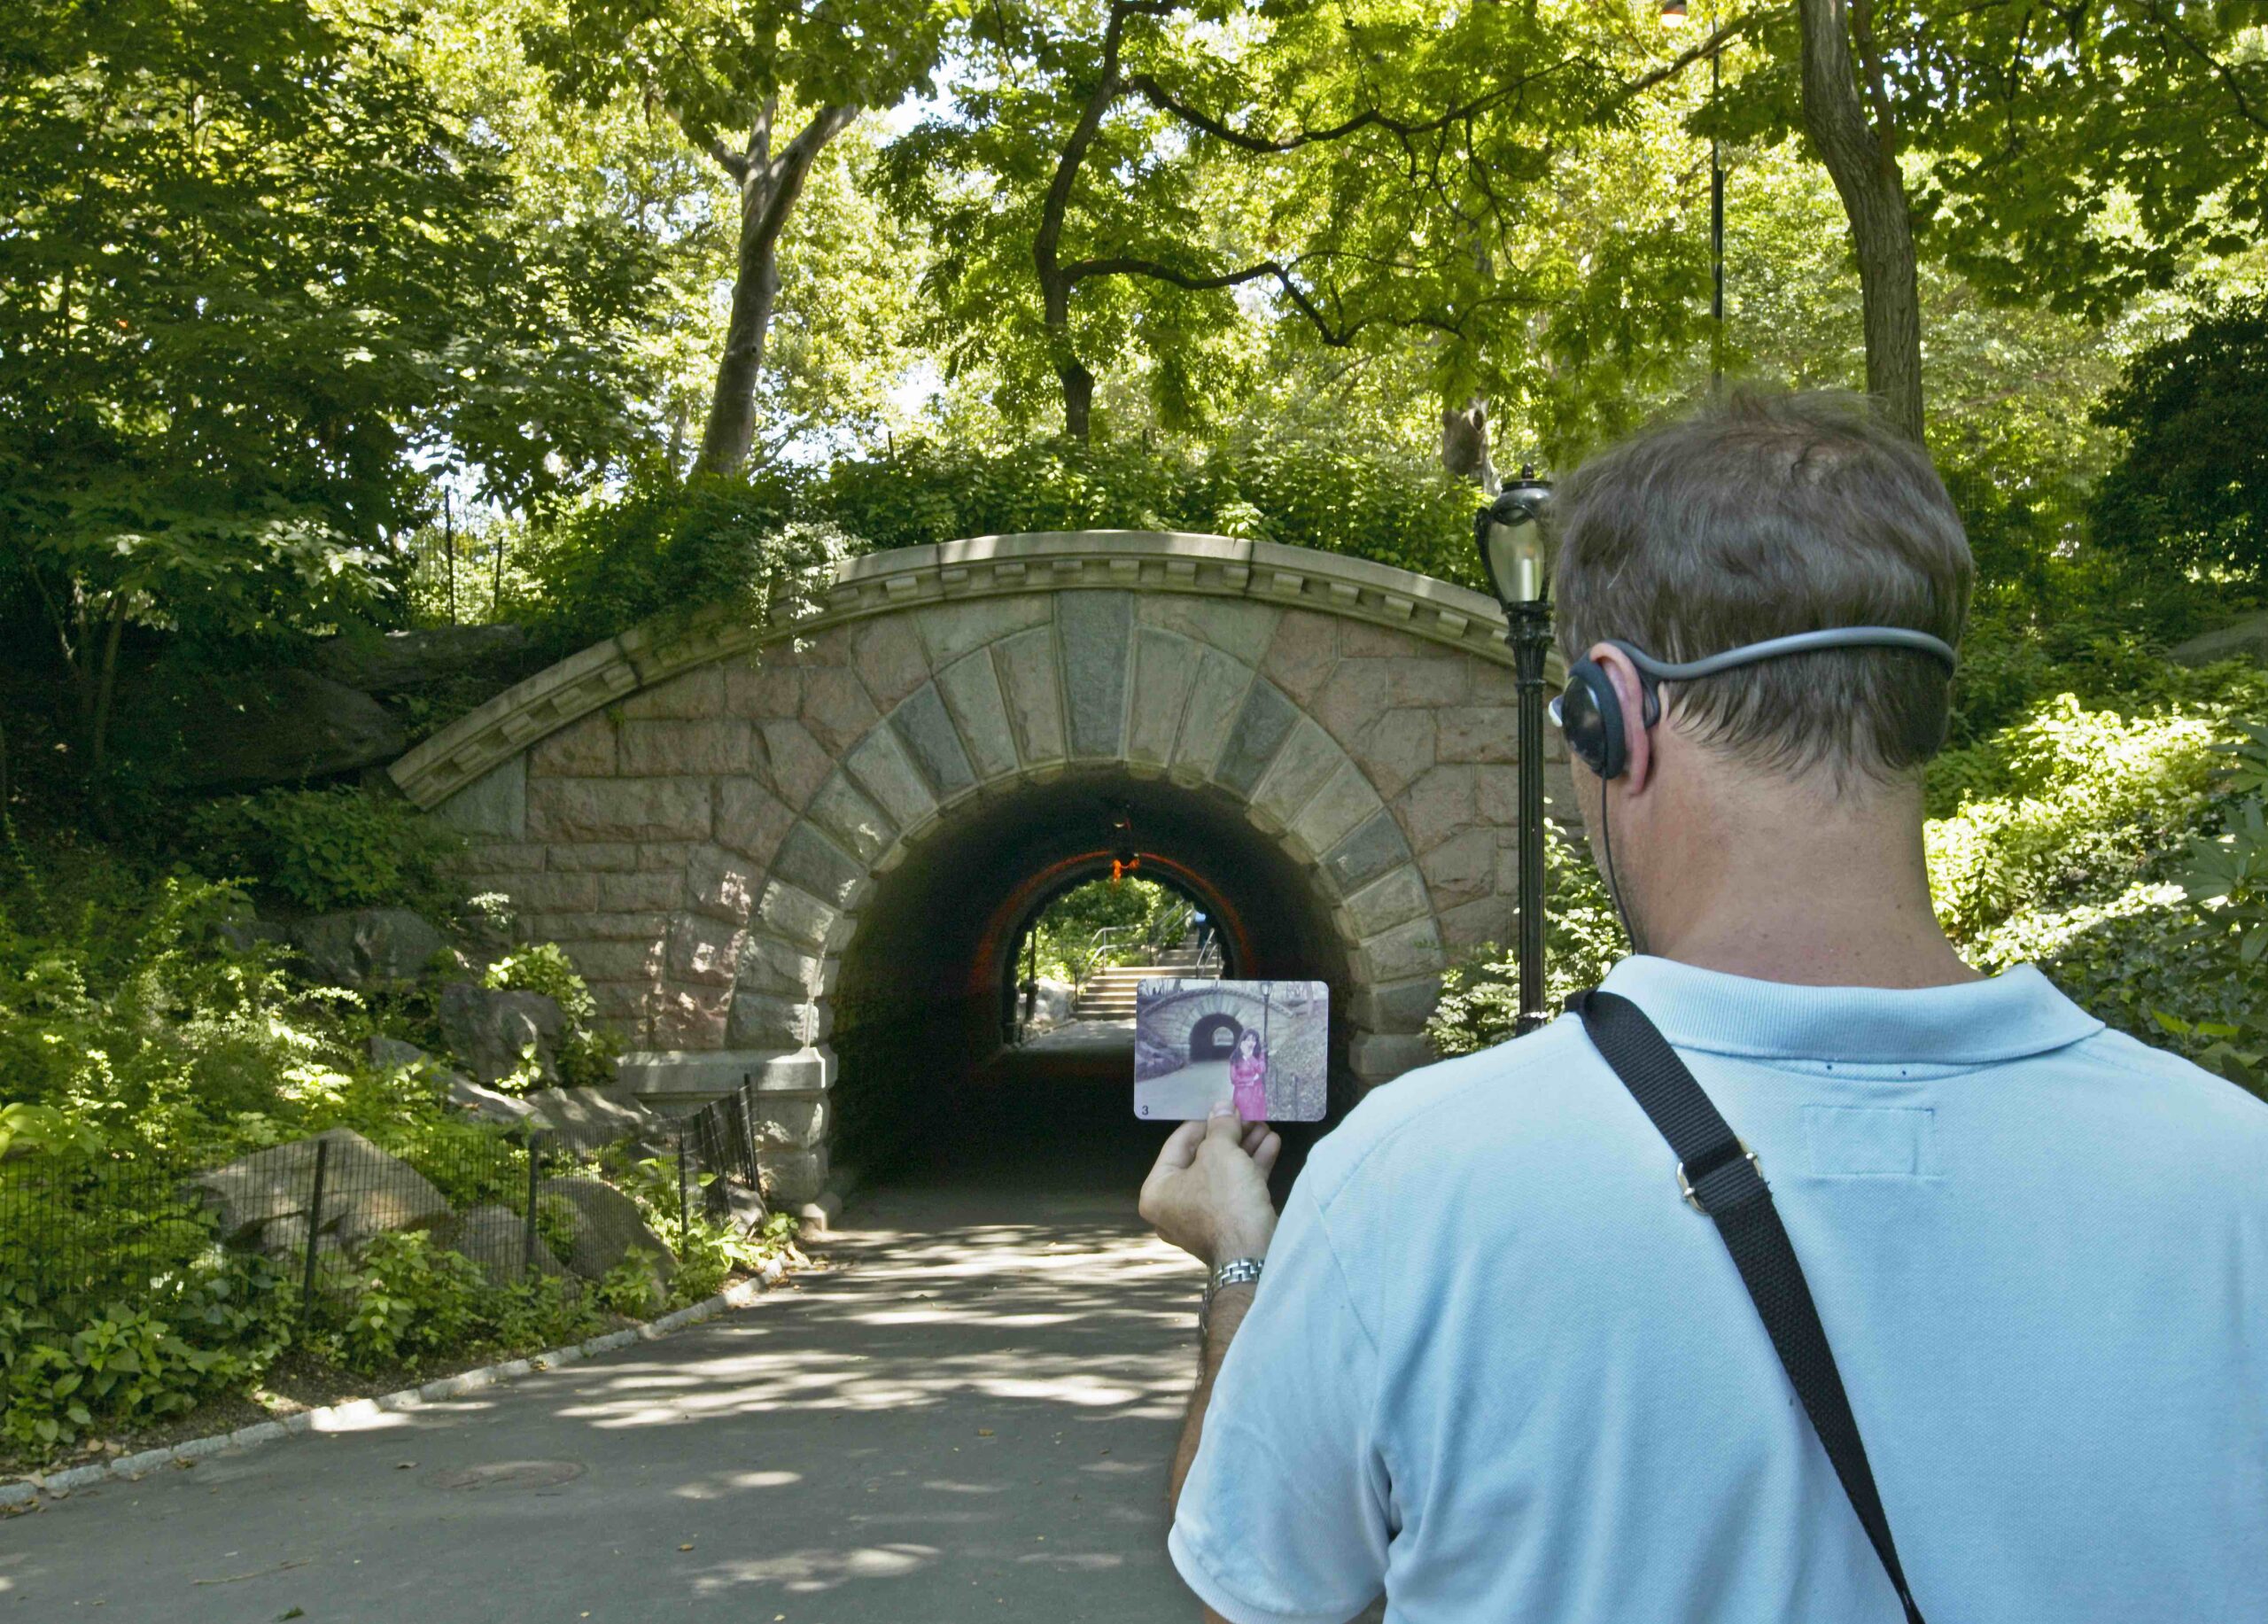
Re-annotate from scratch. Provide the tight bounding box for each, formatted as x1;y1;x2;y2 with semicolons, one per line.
0;1274;774;1511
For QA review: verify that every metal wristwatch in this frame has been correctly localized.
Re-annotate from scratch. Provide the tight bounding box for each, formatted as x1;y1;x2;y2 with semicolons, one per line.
1199;1255;1266;1338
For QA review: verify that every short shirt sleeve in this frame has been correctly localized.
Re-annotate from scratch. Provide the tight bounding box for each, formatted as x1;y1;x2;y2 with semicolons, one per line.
1169;1179;1391;1624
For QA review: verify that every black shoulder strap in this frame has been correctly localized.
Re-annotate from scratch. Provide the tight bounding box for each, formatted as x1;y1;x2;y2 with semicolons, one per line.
1572;989;1927;1624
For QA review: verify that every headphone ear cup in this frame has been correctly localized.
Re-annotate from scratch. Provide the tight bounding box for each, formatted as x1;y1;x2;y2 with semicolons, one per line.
1558;660;1627;781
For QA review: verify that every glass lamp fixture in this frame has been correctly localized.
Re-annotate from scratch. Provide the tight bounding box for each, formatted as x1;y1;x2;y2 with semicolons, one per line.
1474;469;1557;610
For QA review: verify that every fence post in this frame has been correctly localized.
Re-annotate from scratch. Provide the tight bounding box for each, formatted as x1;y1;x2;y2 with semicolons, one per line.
677;1124;691;1232
524;1132;541;1274
300;1136;330;1325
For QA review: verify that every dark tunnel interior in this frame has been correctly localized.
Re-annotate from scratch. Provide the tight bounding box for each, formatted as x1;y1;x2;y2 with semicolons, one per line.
831;768;1359;1198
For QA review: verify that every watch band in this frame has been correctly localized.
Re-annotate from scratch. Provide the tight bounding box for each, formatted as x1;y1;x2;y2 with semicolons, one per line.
1199;1255;1266;1338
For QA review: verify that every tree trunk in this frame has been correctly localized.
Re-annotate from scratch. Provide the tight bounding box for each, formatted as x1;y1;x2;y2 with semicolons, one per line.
694;105;859;475
1034;1;1150;443
1441;397;1496;489
1796;0;1924;441
1060;361;1096;444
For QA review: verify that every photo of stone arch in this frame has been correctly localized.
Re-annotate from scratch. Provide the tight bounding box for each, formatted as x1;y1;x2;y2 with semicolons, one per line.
1134;980;1329;1122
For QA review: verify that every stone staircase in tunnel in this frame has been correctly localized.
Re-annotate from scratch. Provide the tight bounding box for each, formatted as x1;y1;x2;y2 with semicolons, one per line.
1073;942;1207;1022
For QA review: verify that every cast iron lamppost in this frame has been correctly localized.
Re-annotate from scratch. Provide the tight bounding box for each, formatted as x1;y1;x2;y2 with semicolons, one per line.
1475;469;1555;1033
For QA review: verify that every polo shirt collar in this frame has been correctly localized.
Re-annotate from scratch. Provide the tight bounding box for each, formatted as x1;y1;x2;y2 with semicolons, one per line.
1596;954;2103;1065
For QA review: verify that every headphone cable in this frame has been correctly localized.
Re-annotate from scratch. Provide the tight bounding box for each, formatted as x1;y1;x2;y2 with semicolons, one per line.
1598;779;1643;958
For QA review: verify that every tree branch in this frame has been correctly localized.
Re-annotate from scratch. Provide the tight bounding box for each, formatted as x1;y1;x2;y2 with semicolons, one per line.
2132;0;2268;136
1613;18;1762;105
1127;61;1588;152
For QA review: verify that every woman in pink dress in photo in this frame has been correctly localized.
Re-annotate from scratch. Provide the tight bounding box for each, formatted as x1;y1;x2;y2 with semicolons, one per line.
1228;1029;1268;1121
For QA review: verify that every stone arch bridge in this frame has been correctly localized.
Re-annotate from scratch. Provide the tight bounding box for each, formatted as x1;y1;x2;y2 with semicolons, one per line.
390;532;1564;1210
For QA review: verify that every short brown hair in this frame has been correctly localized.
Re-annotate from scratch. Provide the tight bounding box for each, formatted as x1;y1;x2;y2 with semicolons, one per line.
1551;391;1974;783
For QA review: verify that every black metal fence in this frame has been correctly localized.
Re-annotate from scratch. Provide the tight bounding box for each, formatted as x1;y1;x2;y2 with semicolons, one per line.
0;1120;758;1335
3;1130;555;1325
680;1078;767;1205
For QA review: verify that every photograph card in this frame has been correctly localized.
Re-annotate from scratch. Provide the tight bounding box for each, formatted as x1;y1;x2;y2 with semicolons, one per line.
1133;979;1329;1123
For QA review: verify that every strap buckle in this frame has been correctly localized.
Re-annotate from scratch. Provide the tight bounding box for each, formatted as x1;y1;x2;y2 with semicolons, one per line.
1676;1138;1764;1214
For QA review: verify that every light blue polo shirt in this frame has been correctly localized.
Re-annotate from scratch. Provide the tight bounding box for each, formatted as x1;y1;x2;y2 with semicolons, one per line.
1170;956;2268;1622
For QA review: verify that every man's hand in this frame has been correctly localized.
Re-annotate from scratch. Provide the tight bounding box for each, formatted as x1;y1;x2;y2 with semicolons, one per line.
1140;1105;1282;1266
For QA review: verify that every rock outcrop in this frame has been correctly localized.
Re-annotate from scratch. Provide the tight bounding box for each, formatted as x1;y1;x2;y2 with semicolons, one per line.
190;1128;449;1250
291;908;447;989
536;1175;676;1290
437;982;563;1085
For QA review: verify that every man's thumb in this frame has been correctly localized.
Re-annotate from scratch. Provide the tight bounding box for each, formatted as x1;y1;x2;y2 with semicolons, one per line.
1206;1104;1244;1145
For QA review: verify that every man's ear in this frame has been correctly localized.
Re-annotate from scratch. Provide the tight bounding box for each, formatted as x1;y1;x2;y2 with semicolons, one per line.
1585;642;1655;793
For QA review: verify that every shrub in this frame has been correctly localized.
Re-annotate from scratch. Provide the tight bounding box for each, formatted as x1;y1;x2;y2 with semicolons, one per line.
511;471;850;657
1425;828;1625;1059
187;787;461;917
1923;667;2268;946
0;869;365;1154
335;1231;485;1374
483;943;618;1088
817;431;1486;588
0;1248;293;1454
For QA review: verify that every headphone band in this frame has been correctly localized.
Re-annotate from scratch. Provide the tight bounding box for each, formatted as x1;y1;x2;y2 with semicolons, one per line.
1609;626;1958;683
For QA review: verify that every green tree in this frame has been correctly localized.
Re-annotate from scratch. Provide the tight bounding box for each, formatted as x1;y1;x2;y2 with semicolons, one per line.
1711;0;2268;439
0;0;658;788
2093;292;2268;578
530;0;951;473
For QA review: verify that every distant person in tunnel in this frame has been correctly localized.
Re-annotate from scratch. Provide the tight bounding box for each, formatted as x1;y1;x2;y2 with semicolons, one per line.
1138;390;2268;1623
1226;1029;1266;1122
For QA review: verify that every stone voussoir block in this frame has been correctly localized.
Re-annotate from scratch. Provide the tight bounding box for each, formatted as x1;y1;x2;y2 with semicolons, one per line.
1291;760;1386;864
1173;647;1256;777
1056;590;1134;759
750;877;845;952
756;719;834;809
993;626;1068;765
805;770;897;865
934;650;1020;785
844;723;939;835
1127;628;1200;767
890;681;980;800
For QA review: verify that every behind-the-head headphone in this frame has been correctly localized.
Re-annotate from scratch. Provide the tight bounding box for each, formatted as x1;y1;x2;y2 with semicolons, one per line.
1550;627;1959;781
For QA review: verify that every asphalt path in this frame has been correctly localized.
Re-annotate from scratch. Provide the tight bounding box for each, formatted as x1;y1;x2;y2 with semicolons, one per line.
0;1182;1251;1624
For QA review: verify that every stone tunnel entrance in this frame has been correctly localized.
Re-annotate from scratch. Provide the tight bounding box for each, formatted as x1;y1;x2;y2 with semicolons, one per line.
829;767;1358;1193
392;531;1558;1222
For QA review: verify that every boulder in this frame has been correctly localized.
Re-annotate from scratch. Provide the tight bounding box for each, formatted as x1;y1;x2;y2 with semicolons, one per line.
291;909;447;989
314;625;530;693
218;915;291;955
438;981;563;1086
191;1128;449;1249
368;1035;431;1071
432;1204;566;1289
536;1175;676;1288
1023;980;1075;1031
705;1171;769;1232
135;667;407;789
2171;612;2268;668
519;1087;663;1154
365;1034;532;1125
449;1074;541;1127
